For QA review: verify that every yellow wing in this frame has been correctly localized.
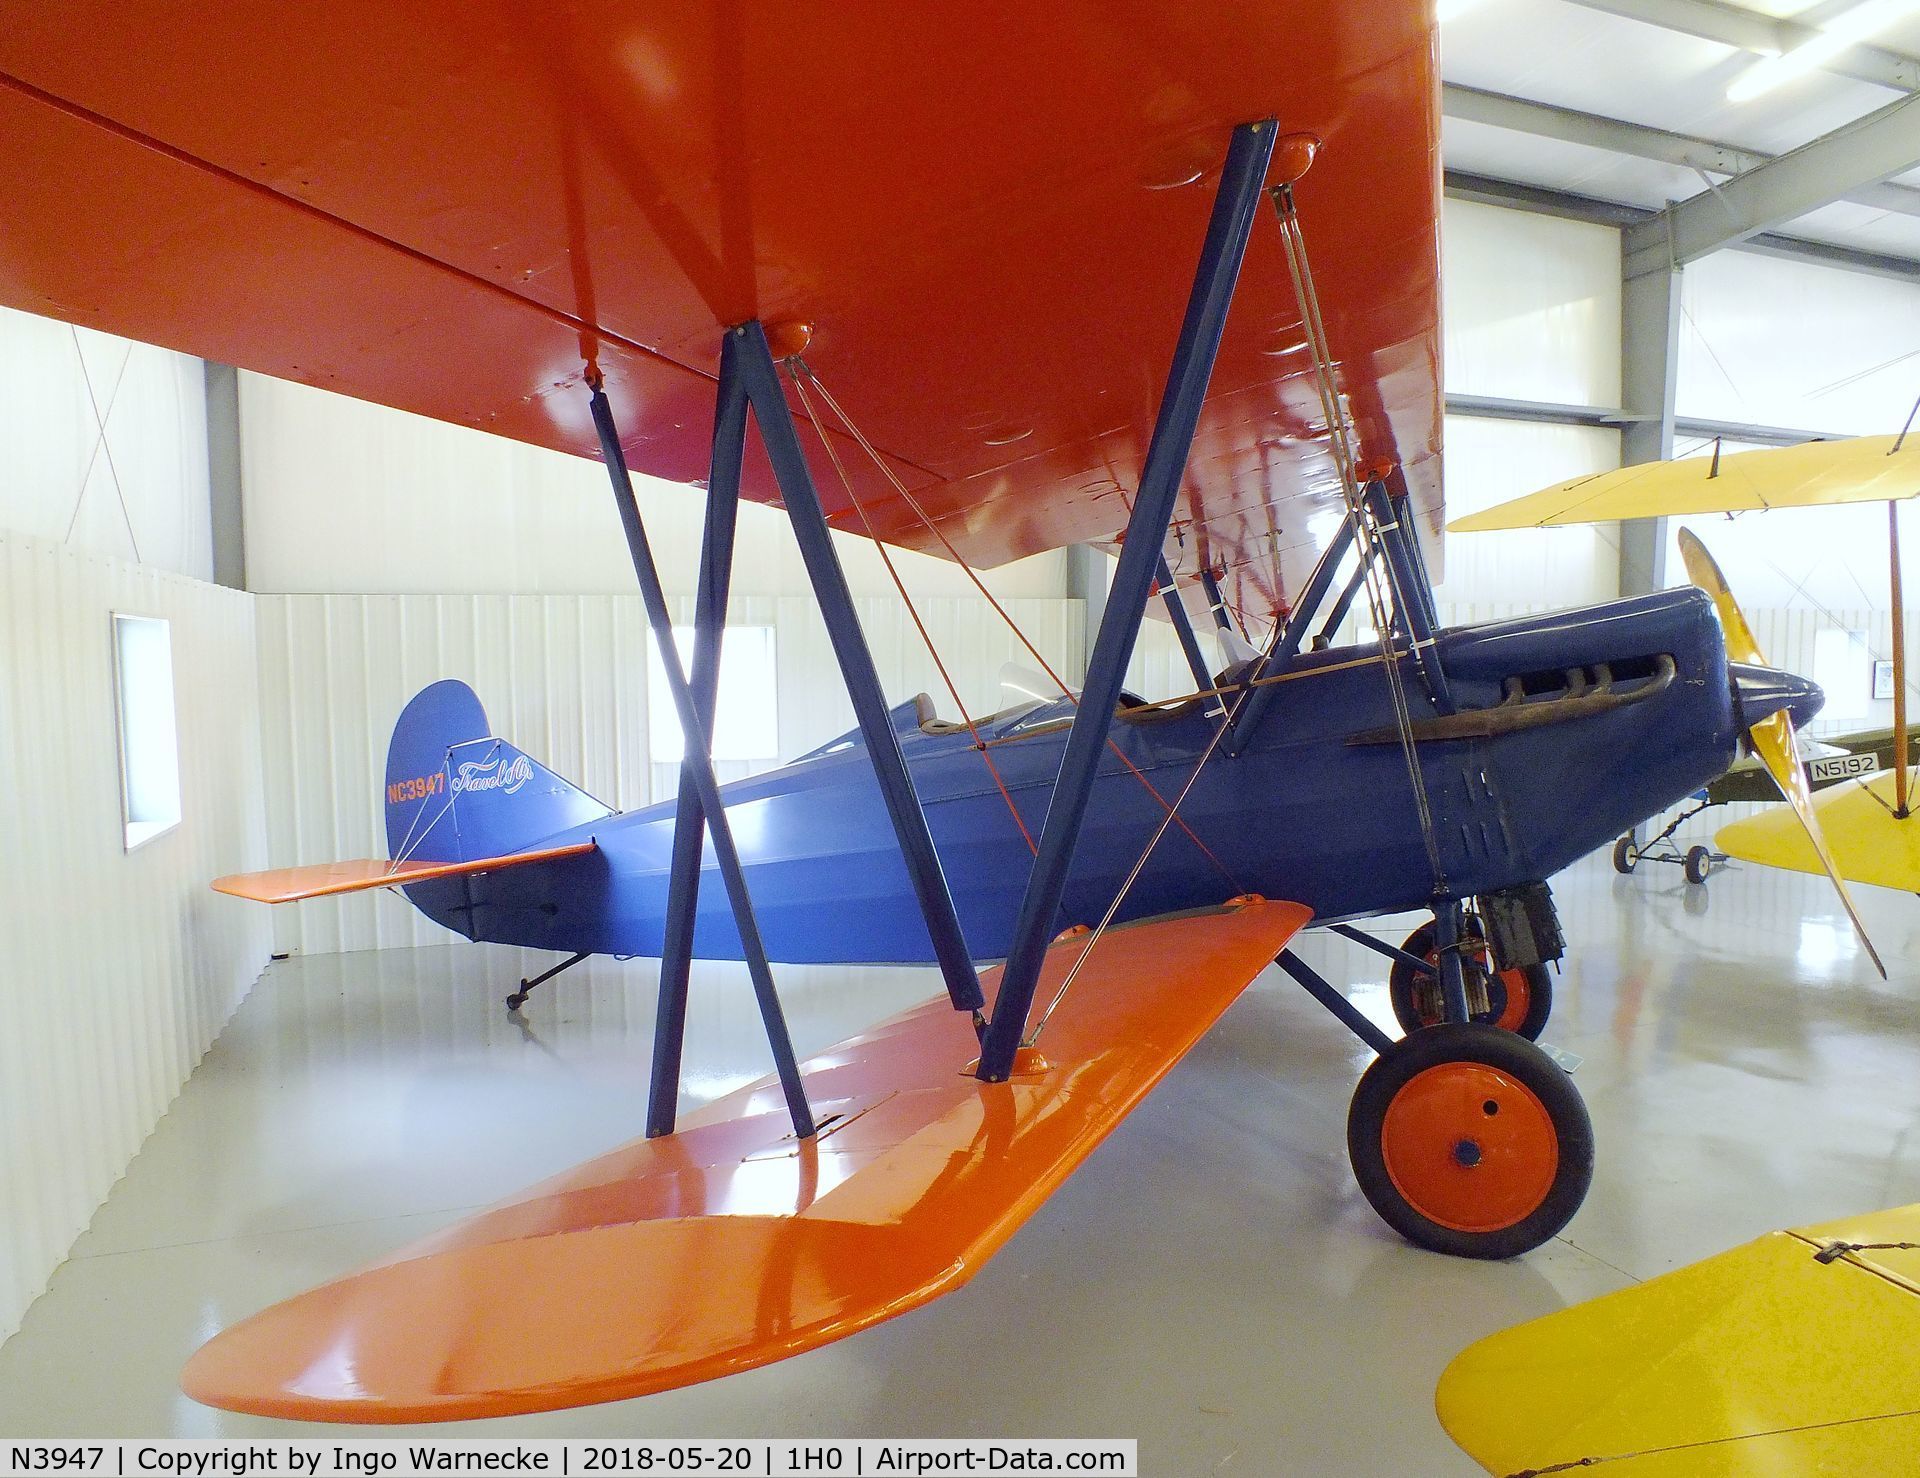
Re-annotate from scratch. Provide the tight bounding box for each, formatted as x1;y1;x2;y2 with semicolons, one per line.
1438;1204;1920;1474
1450;434;1920;532
1719;769;1920;893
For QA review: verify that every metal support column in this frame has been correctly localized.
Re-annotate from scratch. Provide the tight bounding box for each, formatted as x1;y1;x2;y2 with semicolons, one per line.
734;320;987;1015
589;379;815;1140
1619;262;1681;597
1065;545;1110;682
646;334;749;1137
1378;475;1442;635
1224;515;1356;756
1157;555;1215;693
976;119;1279;1082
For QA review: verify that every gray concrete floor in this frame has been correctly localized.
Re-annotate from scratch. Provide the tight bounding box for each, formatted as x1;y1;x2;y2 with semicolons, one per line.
3;852;1919;1471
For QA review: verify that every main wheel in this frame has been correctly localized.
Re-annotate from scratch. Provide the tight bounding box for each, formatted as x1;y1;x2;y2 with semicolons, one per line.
1611;836;1637;874
1388;920;1552;1040
1348;1023;1593;1259
1684;845;1712;885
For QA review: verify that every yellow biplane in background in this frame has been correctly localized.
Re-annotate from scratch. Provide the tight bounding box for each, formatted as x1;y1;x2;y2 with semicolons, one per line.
1456;433;1920;908
1440;432;1920;1473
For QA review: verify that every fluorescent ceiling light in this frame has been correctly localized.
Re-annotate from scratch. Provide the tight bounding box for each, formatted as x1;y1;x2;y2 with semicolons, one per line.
1728;0;1920;101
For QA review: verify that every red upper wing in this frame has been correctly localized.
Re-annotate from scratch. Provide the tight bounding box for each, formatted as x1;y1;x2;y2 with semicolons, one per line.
0;3;1440;633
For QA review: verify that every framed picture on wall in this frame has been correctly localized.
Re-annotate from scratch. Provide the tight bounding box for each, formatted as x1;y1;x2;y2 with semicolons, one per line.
1874;660;1896;700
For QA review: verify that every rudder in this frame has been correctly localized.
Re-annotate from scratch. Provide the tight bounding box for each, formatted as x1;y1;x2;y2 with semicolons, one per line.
384;680;611;864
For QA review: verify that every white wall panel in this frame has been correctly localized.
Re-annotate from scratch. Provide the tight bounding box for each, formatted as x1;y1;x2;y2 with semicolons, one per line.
238;373;1065;601
254;593;1081;956
0;307;211;581
1660;498;1914;620
1443;198;1622;408
1742;604;1920;740
1435;416;1622;610
1678;251;1920;437
0;533;270;1344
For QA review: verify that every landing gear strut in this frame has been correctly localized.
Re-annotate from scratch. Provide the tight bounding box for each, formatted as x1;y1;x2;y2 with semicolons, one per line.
506;951;590;1013
1386;915;1552;1040
1278;894;1589;1258
1612;799;1725;885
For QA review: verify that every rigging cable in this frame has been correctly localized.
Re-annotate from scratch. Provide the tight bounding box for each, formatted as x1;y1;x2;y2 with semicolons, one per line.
788;365;1037;855
1270;181;1449;892
797;367;1243;891
388;739;501;870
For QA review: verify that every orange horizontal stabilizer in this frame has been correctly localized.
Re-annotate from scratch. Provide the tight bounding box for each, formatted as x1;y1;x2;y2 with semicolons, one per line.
182;897;1311;1421
210;841;598;903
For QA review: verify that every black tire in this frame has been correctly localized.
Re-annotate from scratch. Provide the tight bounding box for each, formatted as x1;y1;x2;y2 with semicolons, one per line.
1348;1023;1593;1259
1611;836;1636;874
1388;921;1553;1041
1684;845;1712;885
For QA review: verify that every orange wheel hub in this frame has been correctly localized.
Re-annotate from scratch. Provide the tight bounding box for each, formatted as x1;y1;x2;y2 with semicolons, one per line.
1379;1062;1559;1233
1492;968;1530;1033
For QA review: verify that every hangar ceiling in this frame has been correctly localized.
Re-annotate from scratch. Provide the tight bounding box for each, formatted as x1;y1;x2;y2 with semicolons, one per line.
1440;0;1920;271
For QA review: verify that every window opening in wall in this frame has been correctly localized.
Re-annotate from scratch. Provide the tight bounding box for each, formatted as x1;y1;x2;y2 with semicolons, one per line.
113;613;182;850
1811;627;1872;732
647;626;780;763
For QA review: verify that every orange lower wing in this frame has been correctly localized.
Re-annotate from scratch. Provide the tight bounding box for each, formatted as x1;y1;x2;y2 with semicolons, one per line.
181;897;1311;1421
210;840;599;903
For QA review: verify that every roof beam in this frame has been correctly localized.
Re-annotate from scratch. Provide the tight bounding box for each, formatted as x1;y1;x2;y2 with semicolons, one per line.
1623;91;1920;274
1445;392;1644;428
1444;169;1920;280
1445;84;1764;175
1561;0;1920;92
1444;169;1649;227
1442;83;1920;218
1444;393;1851;447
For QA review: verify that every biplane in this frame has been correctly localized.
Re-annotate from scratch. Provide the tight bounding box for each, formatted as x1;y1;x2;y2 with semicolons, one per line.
0;1;1841;1423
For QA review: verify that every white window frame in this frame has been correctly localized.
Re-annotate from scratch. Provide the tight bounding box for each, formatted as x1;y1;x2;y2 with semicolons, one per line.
111;612;183;852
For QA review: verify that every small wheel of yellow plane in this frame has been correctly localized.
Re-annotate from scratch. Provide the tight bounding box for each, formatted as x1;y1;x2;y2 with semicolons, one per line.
0;1;1852;1422
1612;723;1915;888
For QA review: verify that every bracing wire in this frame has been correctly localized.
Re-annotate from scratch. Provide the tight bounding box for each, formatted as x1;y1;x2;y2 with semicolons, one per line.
1270;183;1449;891
389;740;500;870
797;366;1245;891
788;366;1038;855
1025;656;1266;1044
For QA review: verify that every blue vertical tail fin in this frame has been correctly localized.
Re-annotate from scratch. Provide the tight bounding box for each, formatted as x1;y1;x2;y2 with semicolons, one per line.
383;680;612;865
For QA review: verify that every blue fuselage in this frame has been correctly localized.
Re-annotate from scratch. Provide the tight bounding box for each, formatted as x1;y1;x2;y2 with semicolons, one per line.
409;588;1740;963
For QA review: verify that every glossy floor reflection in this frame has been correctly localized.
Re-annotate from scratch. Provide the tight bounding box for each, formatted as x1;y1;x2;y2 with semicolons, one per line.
3;853;1919;1470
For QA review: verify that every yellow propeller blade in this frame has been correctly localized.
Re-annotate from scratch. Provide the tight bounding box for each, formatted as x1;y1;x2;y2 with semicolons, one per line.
1678;528;1887;979
1676;527;1762;664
